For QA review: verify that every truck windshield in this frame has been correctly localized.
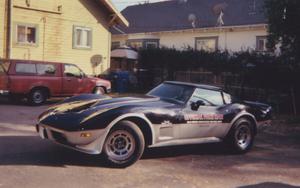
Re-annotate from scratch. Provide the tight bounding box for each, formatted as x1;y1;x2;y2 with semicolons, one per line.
147;83;194;103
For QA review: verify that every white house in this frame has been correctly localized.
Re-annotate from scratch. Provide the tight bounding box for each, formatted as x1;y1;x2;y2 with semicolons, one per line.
111;0;268;52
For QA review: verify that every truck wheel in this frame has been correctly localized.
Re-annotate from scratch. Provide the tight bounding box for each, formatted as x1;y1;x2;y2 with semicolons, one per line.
29;89;47;106
226;118;255;154
93;87;105;95
103;120;145;168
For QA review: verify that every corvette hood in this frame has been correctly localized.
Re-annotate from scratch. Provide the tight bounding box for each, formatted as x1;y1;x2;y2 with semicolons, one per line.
40;95;160;118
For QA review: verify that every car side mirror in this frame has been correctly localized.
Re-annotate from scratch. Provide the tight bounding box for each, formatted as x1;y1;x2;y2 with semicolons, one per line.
191;100;205;111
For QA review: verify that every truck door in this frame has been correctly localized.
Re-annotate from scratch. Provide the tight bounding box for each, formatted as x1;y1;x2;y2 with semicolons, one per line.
62;64;85;95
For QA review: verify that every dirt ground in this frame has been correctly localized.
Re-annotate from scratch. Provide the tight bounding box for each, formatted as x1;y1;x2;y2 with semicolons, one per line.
0;97;300;188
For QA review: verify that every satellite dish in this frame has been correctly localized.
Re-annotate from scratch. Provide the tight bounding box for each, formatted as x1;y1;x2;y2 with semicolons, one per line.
188;13;197;28
212;2;228;26
212;2;228;15
178;0;188;4
91;55;103;67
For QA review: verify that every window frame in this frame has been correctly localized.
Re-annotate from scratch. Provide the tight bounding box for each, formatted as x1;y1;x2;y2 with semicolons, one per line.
111;41;121;50
15;62;37;75
73;25;93;50
14;22;39;46
256;36;268;52
187;87;225;107
145;41;159;49
195;36;219;52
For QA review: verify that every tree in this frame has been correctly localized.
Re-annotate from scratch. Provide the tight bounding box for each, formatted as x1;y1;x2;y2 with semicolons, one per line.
265;0;300;64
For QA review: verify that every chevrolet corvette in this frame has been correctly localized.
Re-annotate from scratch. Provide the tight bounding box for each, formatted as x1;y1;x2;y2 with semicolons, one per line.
36;81;272;167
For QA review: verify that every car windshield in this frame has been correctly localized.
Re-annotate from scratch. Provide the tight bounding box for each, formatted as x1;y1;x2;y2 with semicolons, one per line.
147;83;194;103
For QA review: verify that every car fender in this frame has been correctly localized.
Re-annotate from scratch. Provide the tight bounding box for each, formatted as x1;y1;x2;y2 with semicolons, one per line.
226;111;258;136
97;113;155;153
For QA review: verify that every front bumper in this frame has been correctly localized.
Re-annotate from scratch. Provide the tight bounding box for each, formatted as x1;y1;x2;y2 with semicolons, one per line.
36;123;107;154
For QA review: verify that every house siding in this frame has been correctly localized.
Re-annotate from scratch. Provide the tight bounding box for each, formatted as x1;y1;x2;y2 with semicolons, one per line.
112;26;268;52
8;0;112;75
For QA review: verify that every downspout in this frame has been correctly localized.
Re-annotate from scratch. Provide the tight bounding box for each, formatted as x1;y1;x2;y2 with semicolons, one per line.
4;0;12;59
9;0;13;59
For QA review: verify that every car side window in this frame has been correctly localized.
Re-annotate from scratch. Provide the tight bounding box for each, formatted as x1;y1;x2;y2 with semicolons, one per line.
64;64;81;77
37;64;56;75
223;92;232;104
15;63;36;74
188;88;224;106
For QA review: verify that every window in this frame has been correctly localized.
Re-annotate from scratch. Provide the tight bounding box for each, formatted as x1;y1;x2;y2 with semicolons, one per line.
64;64;82;77
37;64;56;75
195;37;218;52
73;26;92;49
146;41;158;49
16;23;38;45
189;88;224;106
147;83;194;103
0;65;5;75
256;36;267;52
111;42;121;50
15;63;36;74
127;41;143;49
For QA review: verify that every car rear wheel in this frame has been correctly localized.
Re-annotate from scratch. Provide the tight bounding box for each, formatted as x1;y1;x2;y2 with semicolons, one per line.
93;87;105;95
226;118;255;154
29;89;47;106
103;120;145;168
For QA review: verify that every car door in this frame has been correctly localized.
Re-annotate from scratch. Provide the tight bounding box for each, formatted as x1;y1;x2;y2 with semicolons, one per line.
180;88;229;139
62;64;85;95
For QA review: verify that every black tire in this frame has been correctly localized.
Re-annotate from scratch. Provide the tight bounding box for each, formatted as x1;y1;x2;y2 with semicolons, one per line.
28;89;47;106
93;87;105;95
226;118;255;154
103;120;145;168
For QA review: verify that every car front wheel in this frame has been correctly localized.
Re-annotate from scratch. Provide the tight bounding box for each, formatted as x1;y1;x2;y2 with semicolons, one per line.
226;118;255;154
103;120;145;168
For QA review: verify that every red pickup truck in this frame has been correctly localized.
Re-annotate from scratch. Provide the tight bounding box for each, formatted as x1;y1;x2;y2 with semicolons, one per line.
0;59;111;105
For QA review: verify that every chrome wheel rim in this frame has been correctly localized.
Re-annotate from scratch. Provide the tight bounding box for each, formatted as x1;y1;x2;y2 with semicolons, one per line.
235;124;252;150
105;130;136;161
94;88;104;95
33;91;44;104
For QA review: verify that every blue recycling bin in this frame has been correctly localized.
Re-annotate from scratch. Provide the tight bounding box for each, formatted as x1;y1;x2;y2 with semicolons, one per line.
113;71;130;93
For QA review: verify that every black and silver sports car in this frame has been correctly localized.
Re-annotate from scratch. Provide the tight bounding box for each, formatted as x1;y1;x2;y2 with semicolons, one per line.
36;81;272;167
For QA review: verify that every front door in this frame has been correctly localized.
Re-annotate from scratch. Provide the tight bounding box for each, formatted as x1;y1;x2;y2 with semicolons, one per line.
177;88;227;139
62;64;85;95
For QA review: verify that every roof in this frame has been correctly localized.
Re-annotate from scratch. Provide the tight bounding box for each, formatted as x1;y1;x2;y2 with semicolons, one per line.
164;81;222;91
99;0;129;27
112;0;267;34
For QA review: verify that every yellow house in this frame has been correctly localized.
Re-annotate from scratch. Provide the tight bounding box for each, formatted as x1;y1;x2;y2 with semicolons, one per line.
0;0;128;75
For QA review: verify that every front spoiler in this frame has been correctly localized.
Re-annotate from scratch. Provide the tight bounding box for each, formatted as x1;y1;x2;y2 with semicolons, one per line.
36;123;106;155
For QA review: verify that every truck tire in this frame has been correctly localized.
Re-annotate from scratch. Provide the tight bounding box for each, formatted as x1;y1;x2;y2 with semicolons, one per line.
103;120;145;168
226;118;255;154
29;89;47;106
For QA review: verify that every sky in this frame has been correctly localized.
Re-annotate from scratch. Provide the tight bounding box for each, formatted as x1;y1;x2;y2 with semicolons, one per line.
111;0;167;11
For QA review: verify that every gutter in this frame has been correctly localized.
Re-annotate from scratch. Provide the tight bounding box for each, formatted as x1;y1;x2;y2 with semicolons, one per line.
112;23;268;36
